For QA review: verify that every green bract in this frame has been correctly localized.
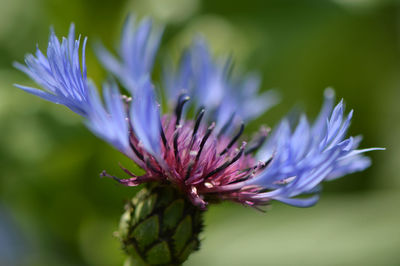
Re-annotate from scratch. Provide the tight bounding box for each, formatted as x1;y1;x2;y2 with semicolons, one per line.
117;184;204;266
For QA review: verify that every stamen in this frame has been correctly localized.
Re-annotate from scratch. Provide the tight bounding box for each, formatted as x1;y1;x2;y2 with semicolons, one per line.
193;107;205;137
146;159;163;176
227;175;251;184
251;205;268;213
100;170;154;187
160;119;169;149
173;127;181;165
119;163;137;177
174;93;190;127
121;95;132;113
129;136;144;161
121;95;132;103
190;107;205;148
229;161;267;184
226;161;265;185
205;142;246;179
196;122;215;162
100;170;121;182
260;156;273;170
220;123;245;155
245;127;269;155
173;94;190;165
184;162;194;180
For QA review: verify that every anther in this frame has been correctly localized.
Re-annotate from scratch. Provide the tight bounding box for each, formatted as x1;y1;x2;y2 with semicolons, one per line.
159;120;169;149
121;95;132;103
173;127;181;165
220;123;245;156
184;162;194;180
173;93;190;164
129;136;144;161
174;93;190;127
260;156;273;170
193;107;205;137
146;159;163;175
196;122;215;162
205;142;246;179
190;107;205;148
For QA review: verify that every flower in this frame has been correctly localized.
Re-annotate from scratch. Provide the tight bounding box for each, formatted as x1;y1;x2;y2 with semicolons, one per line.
13;24;90;117
96;15;163;93
14;16;382;210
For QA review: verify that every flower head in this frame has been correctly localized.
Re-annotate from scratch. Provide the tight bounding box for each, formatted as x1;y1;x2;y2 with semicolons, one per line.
15;17;382;210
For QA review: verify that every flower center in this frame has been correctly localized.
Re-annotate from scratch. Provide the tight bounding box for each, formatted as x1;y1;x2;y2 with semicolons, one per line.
107;94;270;209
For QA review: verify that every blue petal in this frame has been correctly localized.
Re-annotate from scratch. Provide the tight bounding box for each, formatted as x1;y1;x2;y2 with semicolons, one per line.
163;50;193;106
312;88;335;136
130;78;161;157
273;195;320;208
85;81;131;156
326;147;385;180
248;90;382;207
14;24;90;117
163;37;278;130
96;15;164;94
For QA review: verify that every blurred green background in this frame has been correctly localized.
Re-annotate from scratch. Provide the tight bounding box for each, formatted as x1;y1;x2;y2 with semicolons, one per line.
1;0;399;265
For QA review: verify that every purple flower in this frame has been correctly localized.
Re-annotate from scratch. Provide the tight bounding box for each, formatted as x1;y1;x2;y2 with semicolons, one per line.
15;17;383;210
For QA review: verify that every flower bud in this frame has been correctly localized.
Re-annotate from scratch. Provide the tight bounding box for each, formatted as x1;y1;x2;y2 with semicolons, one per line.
117;184;204;265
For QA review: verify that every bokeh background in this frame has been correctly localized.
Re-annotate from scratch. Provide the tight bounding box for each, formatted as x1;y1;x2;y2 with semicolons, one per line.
0;0;399;265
